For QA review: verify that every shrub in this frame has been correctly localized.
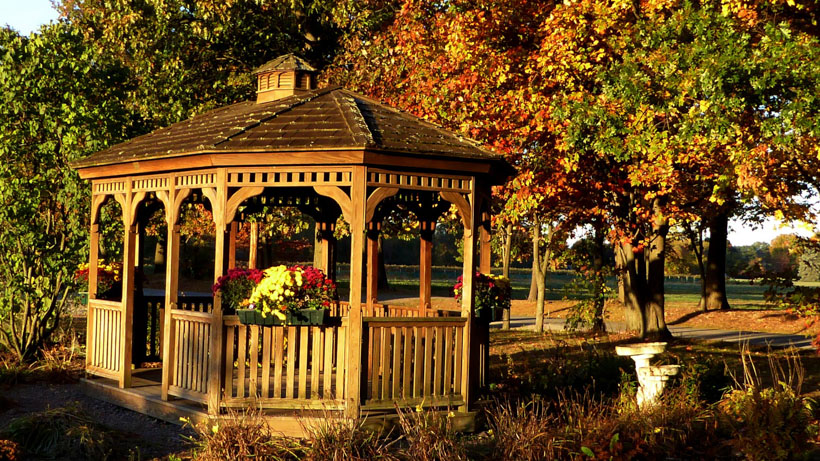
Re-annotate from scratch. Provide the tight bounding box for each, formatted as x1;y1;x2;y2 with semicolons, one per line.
491;340;631;400
715;346;818;460
678;355;732;404
719;386;815;460
394;405;467;461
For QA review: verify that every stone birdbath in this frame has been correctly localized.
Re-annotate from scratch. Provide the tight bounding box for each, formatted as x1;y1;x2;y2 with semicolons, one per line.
615;342;680;408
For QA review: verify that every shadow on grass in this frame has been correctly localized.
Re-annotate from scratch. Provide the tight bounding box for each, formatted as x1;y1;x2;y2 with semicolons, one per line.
667;309;708;326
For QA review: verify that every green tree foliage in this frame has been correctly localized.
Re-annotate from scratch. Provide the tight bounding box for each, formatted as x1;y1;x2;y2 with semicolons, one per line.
57;0;323;126
0;24;132;360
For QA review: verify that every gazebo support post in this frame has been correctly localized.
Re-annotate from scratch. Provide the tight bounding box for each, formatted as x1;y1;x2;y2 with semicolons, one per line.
249;222;258;269
478;210;492;387
85;219;100;371
118;191;137;389
479;213;491;274
159;186;187;401
441;185;478;412
132;219;148;365
366;222;380;315
160;223;181;400
228;221;238;270
346;166;367;419
206;171;229;416
419;221;435;317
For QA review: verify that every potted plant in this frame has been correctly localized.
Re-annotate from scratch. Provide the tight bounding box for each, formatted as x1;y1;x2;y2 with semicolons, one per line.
213;268;265;322
245;265;336;326
75;261;124;302
453;272;511;323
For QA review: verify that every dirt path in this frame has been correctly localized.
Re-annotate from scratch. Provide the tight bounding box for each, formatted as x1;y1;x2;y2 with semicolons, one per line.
0;381;190;460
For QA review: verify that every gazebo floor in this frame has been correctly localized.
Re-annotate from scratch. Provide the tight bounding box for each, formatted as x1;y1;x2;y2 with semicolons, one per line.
81;369;477;437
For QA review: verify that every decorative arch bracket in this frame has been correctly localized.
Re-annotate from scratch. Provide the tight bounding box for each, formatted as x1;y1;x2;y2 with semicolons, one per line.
440;191;473;235
365;187;399;223
313;186;353;224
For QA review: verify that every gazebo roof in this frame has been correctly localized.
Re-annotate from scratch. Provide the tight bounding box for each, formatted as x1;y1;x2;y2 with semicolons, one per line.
252;53;317;74
72;85;509;173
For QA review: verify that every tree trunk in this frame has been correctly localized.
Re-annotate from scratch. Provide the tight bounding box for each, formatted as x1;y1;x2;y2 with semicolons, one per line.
501;223;512;278
528;227;538;302
703;211;731;310
377;234;389;290
153;233;166;274
644;199;671;339
501;222;512;331
618;200;672;341
619;242;645;332
692;225;708;311
615;245;626;304
590;224;606;334
533;218;553;333
313;225;324;269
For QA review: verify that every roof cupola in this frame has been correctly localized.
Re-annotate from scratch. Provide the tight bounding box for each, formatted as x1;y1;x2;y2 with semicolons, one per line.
253;54;318;103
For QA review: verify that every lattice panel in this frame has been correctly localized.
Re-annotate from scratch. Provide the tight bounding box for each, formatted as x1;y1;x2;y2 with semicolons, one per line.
132;176;169;192
93;180;126;195
227;168;352;187
367;169;471;193
176;171;217;188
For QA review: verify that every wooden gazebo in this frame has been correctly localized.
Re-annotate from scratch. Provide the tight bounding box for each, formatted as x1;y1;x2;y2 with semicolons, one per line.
72;54;513;434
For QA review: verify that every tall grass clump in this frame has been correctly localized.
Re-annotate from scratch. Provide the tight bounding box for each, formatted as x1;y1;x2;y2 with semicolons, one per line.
0;403;123;459
718;346;818;461
183;408;304;460
485;399;558;460
302;415;398;461
394;404;467;461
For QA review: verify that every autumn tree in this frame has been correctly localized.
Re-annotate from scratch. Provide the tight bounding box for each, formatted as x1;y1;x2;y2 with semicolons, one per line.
525;0;820;337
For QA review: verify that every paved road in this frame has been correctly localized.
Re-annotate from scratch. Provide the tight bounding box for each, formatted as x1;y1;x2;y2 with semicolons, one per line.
491;316;816;350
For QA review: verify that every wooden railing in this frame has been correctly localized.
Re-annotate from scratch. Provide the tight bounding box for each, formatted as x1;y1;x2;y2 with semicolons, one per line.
362;317;467;410
86;299;124;379
338;301;451;318
222;318;348;410
167;307;212;403
140;296;165;362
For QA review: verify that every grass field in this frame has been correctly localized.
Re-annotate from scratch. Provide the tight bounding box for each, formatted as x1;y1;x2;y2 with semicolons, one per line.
334;264;772;308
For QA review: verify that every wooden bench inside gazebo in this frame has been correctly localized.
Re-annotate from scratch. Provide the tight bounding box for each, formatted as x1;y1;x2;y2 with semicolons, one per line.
71;54;513;435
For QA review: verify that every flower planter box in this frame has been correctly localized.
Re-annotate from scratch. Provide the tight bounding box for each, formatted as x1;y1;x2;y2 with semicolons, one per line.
286;308;328;326
476;306;502;324
236;309;283;326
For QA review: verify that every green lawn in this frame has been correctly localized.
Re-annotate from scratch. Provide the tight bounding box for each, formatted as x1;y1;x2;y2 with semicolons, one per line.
333;264;773;307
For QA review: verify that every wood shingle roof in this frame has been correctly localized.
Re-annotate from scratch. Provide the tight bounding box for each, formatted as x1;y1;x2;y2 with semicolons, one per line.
72;86;505;169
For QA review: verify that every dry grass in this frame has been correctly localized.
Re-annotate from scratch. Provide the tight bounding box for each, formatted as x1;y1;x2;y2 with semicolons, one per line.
394;404;467;461
183;408;304;460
